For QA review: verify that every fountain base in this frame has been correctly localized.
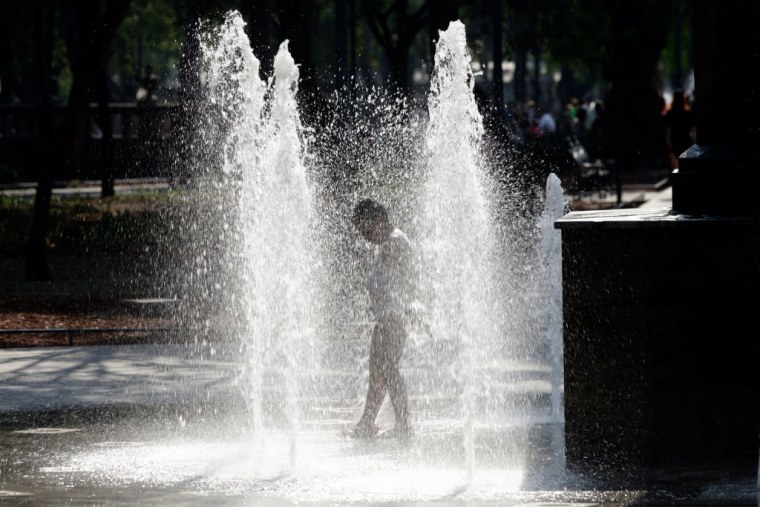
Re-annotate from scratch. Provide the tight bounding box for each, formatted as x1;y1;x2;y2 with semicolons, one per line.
557;208;760;475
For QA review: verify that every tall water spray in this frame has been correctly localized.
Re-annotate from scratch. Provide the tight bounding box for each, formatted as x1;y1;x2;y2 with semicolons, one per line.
541;173;566;478
202;13;315;472
421;20;503;482
29;14;579;502
541;173;564;422
191;11;558;489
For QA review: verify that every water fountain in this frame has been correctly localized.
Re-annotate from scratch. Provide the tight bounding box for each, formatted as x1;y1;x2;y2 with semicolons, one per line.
540;173;566;480
1;5;758;502
188;15;561;496
541;173;564;424
0;12;664;505
200;12;320;473
418;19;505;482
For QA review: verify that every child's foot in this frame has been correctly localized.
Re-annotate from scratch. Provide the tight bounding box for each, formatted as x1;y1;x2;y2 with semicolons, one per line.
378;425;414;440
343;422;378;439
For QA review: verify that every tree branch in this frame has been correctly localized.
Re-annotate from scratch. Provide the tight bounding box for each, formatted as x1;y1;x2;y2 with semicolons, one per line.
363;1;395;54
409;2;429;33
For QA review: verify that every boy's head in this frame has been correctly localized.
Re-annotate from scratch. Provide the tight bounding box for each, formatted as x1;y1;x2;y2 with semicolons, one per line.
353;199;389;244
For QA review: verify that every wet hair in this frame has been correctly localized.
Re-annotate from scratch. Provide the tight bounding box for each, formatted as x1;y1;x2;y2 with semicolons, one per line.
353;199;387;224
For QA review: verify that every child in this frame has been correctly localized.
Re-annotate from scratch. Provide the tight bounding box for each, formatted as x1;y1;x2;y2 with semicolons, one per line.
349;199;416;439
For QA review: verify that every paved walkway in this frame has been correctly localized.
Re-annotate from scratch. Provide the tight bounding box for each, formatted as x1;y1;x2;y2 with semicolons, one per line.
639;185;673;210
0;344;560;421
0;345;756;505
0;345;240;412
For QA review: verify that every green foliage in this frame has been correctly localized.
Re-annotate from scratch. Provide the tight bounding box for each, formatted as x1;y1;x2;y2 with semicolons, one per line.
0;194;183;256
51;8;73;104
110;0;185;95
500;0;611;81
540;0;611;80
0;165;24;184
660;0;692;87
1;0;685;107
0;197;32;249
0;5;36;102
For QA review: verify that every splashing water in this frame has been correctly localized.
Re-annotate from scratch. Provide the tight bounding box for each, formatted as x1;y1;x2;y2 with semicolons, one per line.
19;13;760;504
156;11;563;496
541;173;564;422
3;13;583;504
202;13;316;473
255;40;315;472
419;20;505;483
541;173;566;476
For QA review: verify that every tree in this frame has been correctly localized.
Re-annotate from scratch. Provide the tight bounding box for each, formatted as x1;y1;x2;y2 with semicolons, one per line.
0;4;36;104
362;0;429;94
335;0;349;89
505;0;539;102
26;0;132;280
600;0;671;170
490;0;504;108
62;0;132;195
26;0;55;281
362;0;471;94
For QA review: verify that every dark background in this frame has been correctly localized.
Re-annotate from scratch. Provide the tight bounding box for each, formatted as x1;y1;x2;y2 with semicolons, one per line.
0;0;692;280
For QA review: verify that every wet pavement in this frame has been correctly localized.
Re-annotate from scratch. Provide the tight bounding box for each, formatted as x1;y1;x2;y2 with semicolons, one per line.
0;345;241;413
0;345;757;505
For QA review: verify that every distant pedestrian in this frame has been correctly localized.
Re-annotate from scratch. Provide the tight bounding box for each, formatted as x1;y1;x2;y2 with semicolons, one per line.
588;101;608;160
537;102;556;136
574;107;589;148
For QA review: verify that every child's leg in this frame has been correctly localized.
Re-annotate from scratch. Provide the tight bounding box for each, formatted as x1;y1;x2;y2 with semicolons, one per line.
381;318;410;430
387;362;410;430
357;323;387;431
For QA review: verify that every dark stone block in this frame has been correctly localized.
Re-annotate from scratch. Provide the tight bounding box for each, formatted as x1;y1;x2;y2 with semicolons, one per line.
557;209;760;472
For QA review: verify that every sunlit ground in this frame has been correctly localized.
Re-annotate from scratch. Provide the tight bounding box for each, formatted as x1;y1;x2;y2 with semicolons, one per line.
3;422;648;505
0;347;757;504
41;433;524;502
2;406;757;505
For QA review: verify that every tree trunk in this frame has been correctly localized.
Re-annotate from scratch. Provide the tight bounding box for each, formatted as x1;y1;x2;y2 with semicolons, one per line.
391;0;410;94
531;45;541;101
348;0;357;93
513;46;527;102
491;0;504;108
602;0;671;170
672;0;683;89
335;0;348;90
96;66;114;197
26;0;55;281
389;46;411;93
178;15;201;186
27;0;131;279
556;65;576;109
363;0;431;96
